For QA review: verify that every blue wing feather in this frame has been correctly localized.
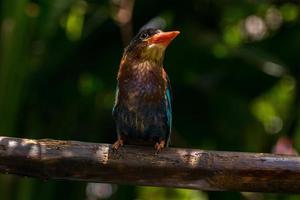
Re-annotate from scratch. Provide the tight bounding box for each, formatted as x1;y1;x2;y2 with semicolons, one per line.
112;85;119;117
165;75;172;145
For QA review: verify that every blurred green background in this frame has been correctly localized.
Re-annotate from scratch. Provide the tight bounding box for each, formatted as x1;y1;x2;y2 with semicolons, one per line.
1;0;300;199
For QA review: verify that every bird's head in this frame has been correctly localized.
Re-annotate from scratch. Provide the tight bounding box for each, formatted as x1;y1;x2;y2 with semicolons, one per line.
124;29;180;64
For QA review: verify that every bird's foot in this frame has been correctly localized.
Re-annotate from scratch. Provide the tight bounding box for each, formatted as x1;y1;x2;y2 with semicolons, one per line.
112;138;124;151
155;140;165;153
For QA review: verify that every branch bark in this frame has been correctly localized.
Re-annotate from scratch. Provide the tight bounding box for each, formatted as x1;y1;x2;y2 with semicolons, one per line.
0;136;300;193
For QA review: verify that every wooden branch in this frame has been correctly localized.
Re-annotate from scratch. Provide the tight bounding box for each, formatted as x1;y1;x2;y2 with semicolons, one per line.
0;136;300;193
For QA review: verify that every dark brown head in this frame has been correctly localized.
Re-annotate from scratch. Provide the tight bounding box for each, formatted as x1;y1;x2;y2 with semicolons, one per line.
124;28;180;63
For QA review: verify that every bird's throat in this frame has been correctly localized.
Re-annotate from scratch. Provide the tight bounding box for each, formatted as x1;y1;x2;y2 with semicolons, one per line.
140;43;166;64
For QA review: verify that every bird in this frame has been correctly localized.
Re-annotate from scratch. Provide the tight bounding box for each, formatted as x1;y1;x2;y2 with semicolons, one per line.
112;28;179;152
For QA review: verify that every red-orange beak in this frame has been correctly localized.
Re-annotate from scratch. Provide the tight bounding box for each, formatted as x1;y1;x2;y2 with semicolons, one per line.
147;31;180;46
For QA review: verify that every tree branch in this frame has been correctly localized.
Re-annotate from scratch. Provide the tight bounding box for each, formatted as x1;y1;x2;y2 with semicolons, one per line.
0;136;300;193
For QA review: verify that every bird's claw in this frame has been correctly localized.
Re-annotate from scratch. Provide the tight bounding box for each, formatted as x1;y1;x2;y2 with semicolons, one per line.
112;138;123;151
155;140;165;153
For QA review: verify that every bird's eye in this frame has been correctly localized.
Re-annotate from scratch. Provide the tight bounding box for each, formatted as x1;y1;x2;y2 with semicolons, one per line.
140;32;149;40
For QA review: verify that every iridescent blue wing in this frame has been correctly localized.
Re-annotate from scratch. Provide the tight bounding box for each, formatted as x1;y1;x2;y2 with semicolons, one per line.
112;85;119;117
165;75;172;146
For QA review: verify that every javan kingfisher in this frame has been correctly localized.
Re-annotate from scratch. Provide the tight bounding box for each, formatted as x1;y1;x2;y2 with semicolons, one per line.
112;28;180;152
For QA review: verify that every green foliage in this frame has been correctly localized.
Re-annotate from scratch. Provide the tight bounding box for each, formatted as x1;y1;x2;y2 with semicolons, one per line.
137;186;208;200
1;0;300;199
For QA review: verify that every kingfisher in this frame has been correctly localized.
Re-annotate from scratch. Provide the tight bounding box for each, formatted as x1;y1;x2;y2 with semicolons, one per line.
112;28;179;152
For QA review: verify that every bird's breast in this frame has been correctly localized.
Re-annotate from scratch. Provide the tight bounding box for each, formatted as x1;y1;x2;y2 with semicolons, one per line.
118;61;166;108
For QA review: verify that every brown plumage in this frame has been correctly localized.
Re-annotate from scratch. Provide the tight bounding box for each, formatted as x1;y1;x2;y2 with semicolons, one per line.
112;28;179;152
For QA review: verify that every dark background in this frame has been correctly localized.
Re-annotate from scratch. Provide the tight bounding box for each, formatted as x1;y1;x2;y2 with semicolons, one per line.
1;0;300;199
